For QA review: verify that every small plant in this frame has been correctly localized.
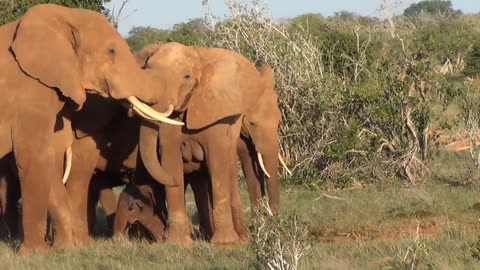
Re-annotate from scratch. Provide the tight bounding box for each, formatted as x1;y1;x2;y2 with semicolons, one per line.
383;221;435;270
250;200;311;270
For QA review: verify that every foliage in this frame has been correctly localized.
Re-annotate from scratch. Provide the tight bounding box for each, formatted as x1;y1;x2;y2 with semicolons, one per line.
126;18;207;52
250;200;311;270
403;0;462;18
198;0;480;188
408;19;479;64
126;26;170;52
0;0;110;25
464;41;480;78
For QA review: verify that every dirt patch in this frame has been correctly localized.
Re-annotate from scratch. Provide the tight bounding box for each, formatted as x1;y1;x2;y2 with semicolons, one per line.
311;219;447;244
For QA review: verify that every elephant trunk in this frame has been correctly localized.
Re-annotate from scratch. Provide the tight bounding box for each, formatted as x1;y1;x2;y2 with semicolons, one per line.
258;147;280;212
113;191;130;236
139;215;166;242
138;122;176;186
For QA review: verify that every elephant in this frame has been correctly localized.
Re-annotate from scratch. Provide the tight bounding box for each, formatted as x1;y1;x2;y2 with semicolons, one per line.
0;4;184;253
64;39;201;245
136;42;284;245
111;162;246;244
112;163;168;242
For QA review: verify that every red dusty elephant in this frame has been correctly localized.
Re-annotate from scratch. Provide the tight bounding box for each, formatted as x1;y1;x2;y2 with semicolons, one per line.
136;42;289;245
0;4;182;253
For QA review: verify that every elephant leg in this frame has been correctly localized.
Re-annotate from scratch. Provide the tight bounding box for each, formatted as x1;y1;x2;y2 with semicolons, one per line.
14;142;53;253
65;137;99;245
0;155;21;239
160;138;192;245
230;175;249;243
187;172;214;241
98;186;117;235
48;159;76;250
237;138;263;209
87;173;102;236
207;140;239;245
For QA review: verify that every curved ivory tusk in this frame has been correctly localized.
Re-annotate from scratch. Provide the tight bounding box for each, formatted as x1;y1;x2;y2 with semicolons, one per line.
278;153;292;176
126;96;183;126
131;105;157;121
62;146;72;184
257;152;271;178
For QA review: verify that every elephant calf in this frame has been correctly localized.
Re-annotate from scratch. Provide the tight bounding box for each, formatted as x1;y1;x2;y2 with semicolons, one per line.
112;166;168;242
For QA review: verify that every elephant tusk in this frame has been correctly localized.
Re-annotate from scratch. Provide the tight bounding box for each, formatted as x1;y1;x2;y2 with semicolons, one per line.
62;146;72;184
257;152;271;178
126;96;183;126
131;105;157;121
278;153;292;176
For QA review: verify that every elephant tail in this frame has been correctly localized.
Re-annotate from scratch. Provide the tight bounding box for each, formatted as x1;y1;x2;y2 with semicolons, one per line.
258;64;275;91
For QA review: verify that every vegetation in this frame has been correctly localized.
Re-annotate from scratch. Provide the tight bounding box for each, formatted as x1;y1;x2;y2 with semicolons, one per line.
403;0;462;18
0;0;110;25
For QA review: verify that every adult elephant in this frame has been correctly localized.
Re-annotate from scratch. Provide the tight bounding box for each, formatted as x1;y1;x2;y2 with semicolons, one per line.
0;4;182;253
65;38;202;244
236;79;291;212
137;42;282;245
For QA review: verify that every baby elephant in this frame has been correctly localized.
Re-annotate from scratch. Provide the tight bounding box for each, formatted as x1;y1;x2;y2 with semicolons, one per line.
113;183;167;242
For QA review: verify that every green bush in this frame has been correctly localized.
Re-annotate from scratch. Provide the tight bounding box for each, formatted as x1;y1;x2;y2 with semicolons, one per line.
198;1;480;188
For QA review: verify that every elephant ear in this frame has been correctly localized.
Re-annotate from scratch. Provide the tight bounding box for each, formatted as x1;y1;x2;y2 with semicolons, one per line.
186;60;260;130
135;43;162;68
10;14;85;110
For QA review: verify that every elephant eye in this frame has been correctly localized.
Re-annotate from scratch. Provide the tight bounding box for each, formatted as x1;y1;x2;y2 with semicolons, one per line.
249;121;256;127
183;74;191;79
108;48;116;54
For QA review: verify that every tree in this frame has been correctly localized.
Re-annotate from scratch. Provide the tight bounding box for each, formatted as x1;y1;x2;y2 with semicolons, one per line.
126;26;170;52
169;18;208;46
403;0;462;18
126;18;208;51
0;0;111;25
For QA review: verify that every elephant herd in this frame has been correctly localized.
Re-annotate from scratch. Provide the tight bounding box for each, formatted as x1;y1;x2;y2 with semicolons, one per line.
0;4;290;254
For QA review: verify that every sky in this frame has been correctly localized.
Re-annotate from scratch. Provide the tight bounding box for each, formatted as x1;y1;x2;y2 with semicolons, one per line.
106;0;480;36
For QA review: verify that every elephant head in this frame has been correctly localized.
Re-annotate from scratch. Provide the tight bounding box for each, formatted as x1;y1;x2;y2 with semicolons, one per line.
10;4;179;124
238;65;288;211
113;184;166;242
137;43;267;185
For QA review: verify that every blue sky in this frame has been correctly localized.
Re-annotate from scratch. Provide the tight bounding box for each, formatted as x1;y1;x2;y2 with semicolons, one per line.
106;0;480;36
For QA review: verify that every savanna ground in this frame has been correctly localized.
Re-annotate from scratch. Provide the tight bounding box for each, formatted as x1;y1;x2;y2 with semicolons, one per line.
0;151;480;269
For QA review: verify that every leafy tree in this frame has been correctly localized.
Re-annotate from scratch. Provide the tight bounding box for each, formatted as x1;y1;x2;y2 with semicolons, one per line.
169;18;208;46
126;26;170;52
0;0;110;25
409;19;478;64
403;0;462;18
126;18;208;52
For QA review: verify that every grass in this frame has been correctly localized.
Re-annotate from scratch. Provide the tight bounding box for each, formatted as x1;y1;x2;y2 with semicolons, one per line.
0;151;480;269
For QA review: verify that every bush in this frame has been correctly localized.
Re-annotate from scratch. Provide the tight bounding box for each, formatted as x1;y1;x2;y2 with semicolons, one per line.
250;200;311;270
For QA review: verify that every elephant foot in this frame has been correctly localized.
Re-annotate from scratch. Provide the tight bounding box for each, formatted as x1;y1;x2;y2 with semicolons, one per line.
73;228;91;247
237;230;250;244
52;228;77;250
166;226;193;246
18;242;51;256
210;229;239;246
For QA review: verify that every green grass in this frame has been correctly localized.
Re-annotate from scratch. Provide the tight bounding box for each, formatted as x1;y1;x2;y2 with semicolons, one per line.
1;152;480;269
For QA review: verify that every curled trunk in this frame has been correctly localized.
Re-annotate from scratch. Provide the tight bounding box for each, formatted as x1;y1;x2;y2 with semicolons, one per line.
138;121;176;186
